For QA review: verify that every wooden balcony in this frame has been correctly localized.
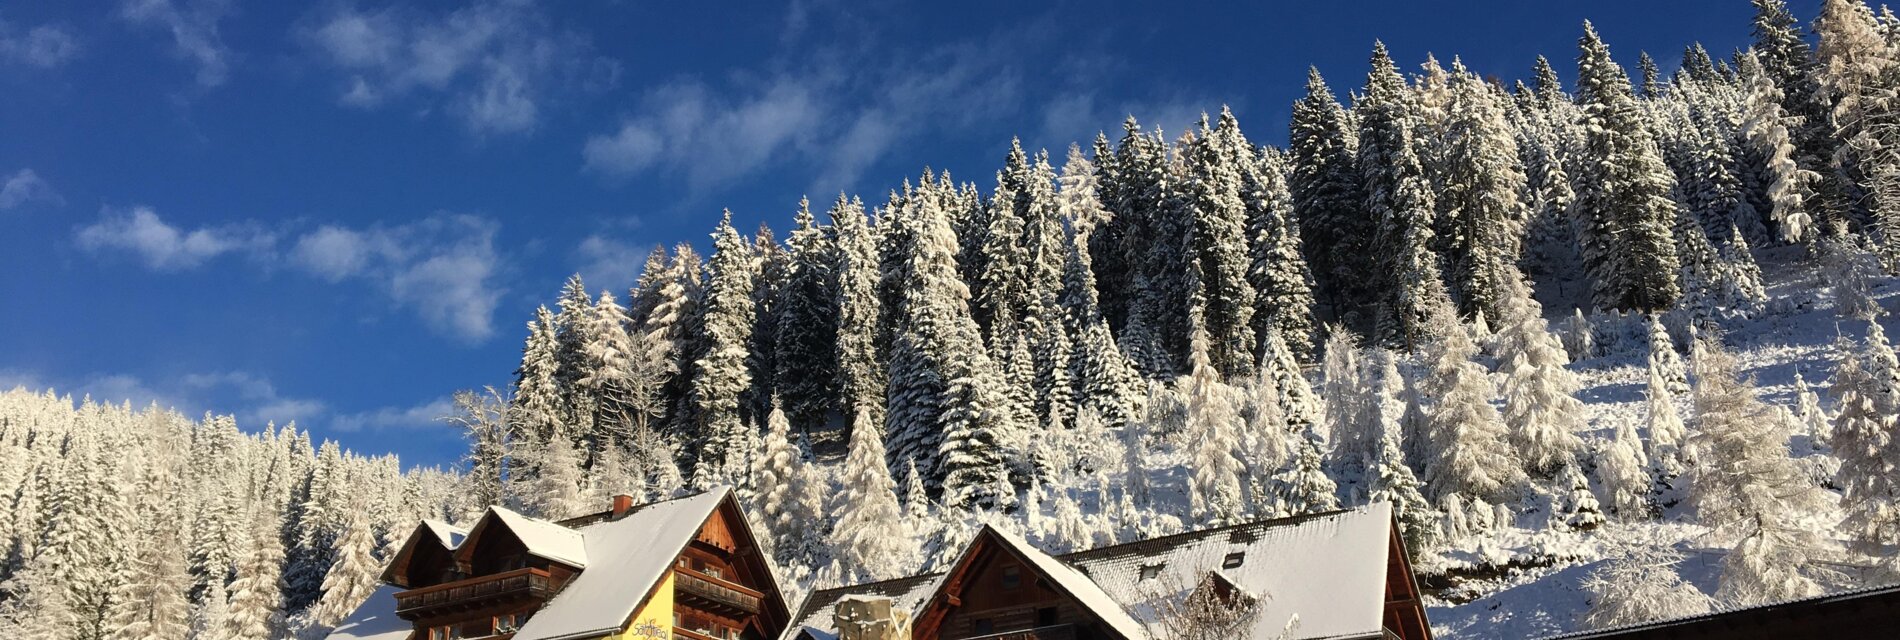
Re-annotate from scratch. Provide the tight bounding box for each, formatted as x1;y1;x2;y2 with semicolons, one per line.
675;570;763;618
963;624;1078;640
394;568;557;620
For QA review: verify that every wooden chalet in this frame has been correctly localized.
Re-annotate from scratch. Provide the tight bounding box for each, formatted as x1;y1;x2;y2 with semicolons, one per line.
788;501;1431;640
326;487;793;640
1539;583;1900;640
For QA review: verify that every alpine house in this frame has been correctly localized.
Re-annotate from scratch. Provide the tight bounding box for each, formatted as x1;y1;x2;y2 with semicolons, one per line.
326;487;794;640
789;501;1431;640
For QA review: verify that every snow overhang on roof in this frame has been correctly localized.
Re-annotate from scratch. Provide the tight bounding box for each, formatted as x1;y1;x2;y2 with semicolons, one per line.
487;506;589;569
510;488;733;640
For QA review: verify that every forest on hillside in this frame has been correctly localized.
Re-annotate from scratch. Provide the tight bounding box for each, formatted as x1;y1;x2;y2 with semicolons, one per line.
6;1;1900;638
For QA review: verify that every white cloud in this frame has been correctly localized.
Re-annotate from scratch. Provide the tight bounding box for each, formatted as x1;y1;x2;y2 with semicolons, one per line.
0;21;81;69
2;368;325;427
117;0;235;88
331;396;457;432
572;233;653;290
301;0;616;136
0;169;61;210
288;214;506;342
584;78;823;189
75;205;274;271
77;207;505;342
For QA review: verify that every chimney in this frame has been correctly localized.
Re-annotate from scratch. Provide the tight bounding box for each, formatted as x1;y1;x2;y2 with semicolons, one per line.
611;494;635;518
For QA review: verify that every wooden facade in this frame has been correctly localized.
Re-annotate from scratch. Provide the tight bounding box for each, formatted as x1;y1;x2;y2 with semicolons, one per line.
911;529;1127;640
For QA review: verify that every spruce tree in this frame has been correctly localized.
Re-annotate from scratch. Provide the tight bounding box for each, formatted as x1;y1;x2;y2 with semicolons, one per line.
1278;428;1340;516
691;213;759;488
1817;0;1900;267
829;407;915;583
1289;68;1372;321
1184;109;1262;377
310;505;380;628
511;307;565;451
776;199;841;434
1573;22;1684;311
750;400;827;571
1435;62;1533;325
223;509;285;640
1753;0;1851;237
1832;323;1900;552
1360;42;1447;347
1247;146;1320;361
830;195;886;424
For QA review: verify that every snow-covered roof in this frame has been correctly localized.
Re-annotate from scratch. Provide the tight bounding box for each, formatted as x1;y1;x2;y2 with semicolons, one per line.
511;488;732;640
790;574;940;639
983;525;1151;640
1066;501;1394;640
791;503;1397;640
423;519;467;549
485;505;589;569
324;584;412;640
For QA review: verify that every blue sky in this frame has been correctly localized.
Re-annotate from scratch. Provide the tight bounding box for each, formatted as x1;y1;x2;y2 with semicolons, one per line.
0;0;1805;469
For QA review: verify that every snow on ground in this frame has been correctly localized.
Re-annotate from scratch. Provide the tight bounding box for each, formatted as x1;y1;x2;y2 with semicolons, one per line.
1424;246;1898;639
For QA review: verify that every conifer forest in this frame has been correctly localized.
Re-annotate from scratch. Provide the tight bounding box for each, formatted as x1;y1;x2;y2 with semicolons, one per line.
8;1;1900;638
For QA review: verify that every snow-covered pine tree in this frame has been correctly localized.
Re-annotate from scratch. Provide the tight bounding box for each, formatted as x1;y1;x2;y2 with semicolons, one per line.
1060;228;1142;433
1185;311;1246;526
1278;427;1340;516
1560;463;1606;530
578;292;637;459
1754;0;1852;238
745;223;789;427
829;195;886;425
1321;327;1375;472
1645;357;1690;489
1580;547;1713;629
776;199;840;435
829;406;915;583
1247;145;1319;362
223;507;285;640
1648;315;1691;395
1111;118;1194;373
553;274;595;419
529;430;588;520
309;502;381;629
1494;275;1585;478
1435;61;1533;325
1794;372;1834;445
1419;287;1526;504
1184;109;1262;377
1360;42;1447;347
750;400;828;572
1364;349;1439;551
1816;0;1900;251
969;148;1031;351
1686;337;1830;607
510;306;565;454
885;176;1021;510
1573;22;1684;311
1741;51;1820;244
1290;67;1372;323
1832;322;1900;553
691;213;759;489
105;476;192;640
1597;416;1657;521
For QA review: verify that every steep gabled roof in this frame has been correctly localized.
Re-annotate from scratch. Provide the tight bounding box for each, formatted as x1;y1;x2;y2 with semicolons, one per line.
460;505;589;569
379;519;470;586
511;487;785;640
790;503;1398;640
1065;502;1394;640
981;525;1151;640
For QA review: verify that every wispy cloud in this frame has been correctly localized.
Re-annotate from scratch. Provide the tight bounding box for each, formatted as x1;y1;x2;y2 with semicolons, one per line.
0;20;81;69
117;0;236;88
75;205;274;271
0;169;61;210
300;0;618;136
571;231;652;291
289;214;506;342
584;78;823;189
331;395;457;432
75;207;507;342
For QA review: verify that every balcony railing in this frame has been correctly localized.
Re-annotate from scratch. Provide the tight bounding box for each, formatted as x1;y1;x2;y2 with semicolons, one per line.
395;568;557;618
675;570;763;618
962;624;1078;640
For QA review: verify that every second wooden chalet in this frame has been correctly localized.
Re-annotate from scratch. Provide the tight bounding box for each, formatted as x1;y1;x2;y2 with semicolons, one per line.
789;501;1431;640
326;486;793;640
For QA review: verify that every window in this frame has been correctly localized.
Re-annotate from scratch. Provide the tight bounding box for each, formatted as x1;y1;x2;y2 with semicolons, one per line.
972;619;994;635
1036;607;1058;626
1222;552;1245;569
1000;565;1021;589
703;565;723;579
1138;563;1165;581
495;613;521;633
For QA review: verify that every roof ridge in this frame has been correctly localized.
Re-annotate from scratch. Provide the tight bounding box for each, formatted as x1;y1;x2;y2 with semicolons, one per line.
1060;504;1372;562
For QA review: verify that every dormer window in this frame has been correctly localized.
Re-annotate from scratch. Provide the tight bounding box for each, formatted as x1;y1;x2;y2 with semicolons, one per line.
1139;563;1165;581
1222;552;1245;569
